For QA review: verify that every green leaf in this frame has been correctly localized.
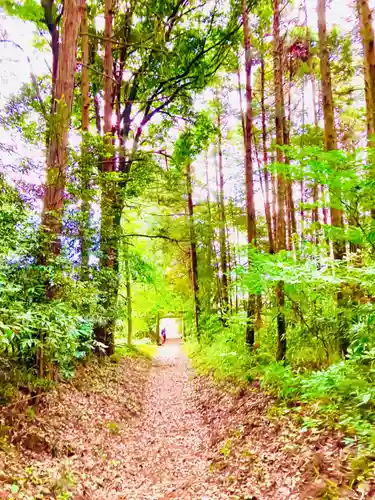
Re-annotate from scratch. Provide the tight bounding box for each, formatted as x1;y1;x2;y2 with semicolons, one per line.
11;484;19;494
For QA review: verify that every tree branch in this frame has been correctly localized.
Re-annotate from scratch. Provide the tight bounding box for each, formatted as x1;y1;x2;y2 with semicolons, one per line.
123;233;188;244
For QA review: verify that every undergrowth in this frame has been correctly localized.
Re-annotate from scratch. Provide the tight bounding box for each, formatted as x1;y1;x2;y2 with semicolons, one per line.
187;315;375;465
114;342;157;360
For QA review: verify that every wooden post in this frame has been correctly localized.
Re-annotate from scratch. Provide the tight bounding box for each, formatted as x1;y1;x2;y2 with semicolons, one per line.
180;313;185;340
156;312;160;345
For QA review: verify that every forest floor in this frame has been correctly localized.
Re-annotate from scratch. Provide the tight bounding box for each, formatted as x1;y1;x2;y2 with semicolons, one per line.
0;341;371;499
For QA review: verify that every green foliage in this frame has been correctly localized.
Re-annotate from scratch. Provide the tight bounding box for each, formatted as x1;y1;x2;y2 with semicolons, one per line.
115;343;157;360
172;112;215;167
0;0;45;27
187;314;264;383
189;305;375;452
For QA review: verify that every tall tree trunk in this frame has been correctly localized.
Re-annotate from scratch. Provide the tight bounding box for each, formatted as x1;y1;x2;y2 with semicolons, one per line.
311;71;319;240
186;163;200;335
80;5;91;277
217;107;229;317
357;0;375;219
260;54;274;254
303;2;319;241
358;0;375;143
273;0;287;361
38;0;85;377
204;152;213;313
41;0;59;129
94;0;116;355
40;0;85;262
124;243;132;345
284;62;296;250
242;0;257;346
318;0;348;355
317;0;345;260
271;167;277;246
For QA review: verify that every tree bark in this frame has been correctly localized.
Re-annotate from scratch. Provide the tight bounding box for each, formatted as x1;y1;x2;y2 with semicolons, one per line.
40;0;85;261
311;70;319;238
273;0;287;361
94;0;116;355
357;0;375;219
317;0;345;260
284;61;296;250
204;152;214;313
80;5;91;277
217;107;229;317
186;163;200;335
358;0;375;143
318;0;348;355
260;54;274;254
124;244;132;345
37;0;85;377
41;0;59;120
242;0;257;346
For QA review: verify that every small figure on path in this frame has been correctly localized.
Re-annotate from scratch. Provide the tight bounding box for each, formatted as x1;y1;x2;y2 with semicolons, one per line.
161;327;166;345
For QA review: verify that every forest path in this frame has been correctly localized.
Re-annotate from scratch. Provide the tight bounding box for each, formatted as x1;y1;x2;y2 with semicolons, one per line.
112;339;224;499
1;340;356;499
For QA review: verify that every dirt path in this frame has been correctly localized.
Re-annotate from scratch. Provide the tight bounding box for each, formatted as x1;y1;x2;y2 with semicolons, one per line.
2;341;362;499
108;340;224;499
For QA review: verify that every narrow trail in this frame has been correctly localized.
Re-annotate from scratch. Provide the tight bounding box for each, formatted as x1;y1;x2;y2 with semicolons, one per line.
111;340;224;499
1;341;356;499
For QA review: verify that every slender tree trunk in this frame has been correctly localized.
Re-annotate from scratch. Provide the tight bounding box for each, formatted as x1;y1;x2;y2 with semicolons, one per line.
214;151;224;314
299;73;308;244
94;94;102;134
204;152;213;313
311;72;319;239
358;0;375;219
41;0;59;135
317;0;345;260
358;0;375;142
284;62;296;250
186;163;200;335
303;5;319;241
237;62;246;150
80;5;91;277
124;244;132;345
217;107;229;317
272;168;277;246
318;0;348;355
242;0;257;346
94;0;116;355
273;0;287;361
260;54;274;254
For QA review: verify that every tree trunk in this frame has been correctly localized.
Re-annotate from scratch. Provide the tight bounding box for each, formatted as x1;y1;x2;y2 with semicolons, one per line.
204;152;213;313
357;0;375;219
311;71;319;240
317;0;345;260
217;107;229;317
37;0;85;377
242;0;257;346
318;0;348;355
40;0;85;262
272;168;277;245
186;163;200;336
273;0;287;361
284;63;296;250
94;0;116;355
41;0;59;127
80;5;91;277
260;54;274;254
358;0;375;143
124;244;132;345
